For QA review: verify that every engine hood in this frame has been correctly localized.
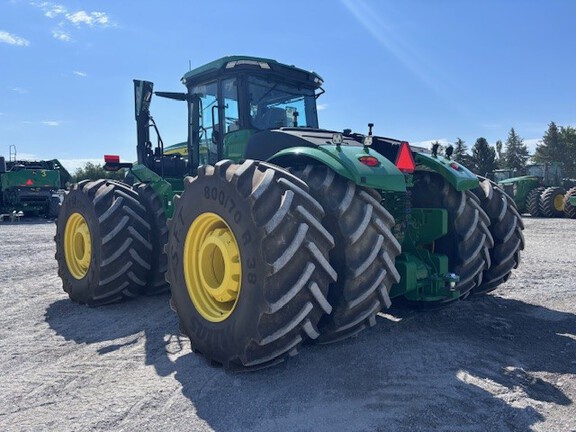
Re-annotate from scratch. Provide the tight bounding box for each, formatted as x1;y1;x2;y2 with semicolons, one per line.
244;127;404;161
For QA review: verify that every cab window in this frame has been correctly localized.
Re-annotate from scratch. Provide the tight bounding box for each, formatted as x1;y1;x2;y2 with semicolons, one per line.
247;77;317;130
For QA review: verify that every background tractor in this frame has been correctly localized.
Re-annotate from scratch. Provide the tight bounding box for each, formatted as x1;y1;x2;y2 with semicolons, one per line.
54;56;524;370
496;162;576;217
0;146;70;218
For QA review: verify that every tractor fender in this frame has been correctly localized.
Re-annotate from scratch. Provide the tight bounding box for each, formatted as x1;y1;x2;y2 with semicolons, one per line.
415;152;479;191
268;145;407;192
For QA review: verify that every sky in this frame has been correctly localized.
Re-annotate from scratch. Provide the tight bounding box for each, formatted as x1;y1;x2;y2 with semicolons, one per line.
1;0;576;173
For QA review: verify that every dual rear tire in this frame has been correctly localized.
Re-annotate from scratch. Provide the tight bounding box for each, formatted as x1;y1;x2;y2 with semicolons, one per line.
54;180;152;305
166;160;336;369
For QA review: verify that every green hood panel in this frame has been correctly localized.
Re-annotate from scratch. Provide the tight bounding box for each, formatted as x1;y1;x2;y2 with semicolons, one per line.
269;145;407;192
415;153;479;191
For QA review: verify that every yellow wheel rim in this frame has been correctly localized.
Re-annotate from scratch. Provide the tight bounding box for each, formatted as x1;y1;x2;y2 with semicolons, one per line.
554;194;564;211
184;212;242;322
64;213;92;279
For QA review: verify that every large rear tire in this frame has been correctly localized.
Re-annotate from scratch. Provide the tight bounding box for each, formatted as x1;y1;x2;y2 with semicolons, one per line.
473;177;525;294
135;183;170;295
539;186;565;218
563;187;576;218
166;160;336;370
54;179;152;305
526;187;544;216
411;172;492;298
291;165;401;343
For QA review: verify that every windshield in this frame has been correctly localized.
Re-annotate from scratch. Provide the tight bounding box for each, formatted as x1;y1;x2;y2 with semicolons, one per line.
494;170;513;182
247;77;318;130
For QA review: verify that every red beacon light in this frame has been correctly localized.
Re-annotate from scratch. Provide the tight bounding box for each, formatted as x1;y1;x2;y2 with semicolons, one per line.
104;155;120;164
395;141;416;173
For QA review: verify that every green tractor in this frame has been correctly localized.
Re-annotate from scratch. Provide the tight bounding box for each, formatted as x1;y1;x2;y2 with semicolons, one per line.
54;56;524;370
496;162;576;218
0;148;70;218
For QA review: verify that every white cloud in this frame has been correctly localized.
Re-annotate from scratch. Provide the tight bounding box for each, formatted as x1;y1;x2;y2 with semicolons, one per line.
32;2;111;28
52;28;71;41
0;30;30;46
66;10;110;28
12;87;28;94
317;104;328;111
73;70;87;77
42;121;61;126
42;3;67;18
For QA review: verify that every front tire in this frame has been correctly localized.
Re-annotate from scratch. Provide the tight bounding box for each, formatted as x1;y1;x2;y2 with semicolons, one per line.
166;160;336;370
54;180;152;305
291;165;401;343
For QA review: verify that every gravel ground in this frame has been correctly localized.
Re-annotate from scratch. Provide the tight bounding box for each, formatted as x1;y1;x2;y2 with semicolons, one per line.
0;217;575;432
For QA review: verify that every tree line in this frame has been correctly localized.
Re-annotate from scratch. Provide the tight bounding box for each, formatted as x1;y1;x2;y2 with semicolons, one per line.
442;121;576;179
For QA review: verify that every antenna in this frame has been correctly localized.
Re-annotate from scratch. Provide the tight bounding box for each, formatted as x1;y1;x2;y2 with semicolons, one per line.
189;59;191;70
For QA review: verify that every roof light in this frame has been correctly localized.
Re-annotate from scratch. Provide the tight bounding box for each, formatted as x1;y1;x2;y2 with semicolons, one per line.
225;60;270;69
395;141;416;173
104;155;120;164
332;133;343;145
358;156;380;167
450;162;460;171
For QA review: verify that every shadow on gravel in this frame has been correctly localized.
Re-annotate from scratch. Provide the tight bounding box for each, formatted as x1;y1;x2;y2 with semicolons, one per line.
45;294;576;432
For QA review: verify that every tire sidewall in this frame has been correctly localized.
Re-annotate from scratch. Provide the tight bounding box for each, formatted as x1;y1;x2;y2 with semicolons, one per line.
56;186;101;303
168;174;268;361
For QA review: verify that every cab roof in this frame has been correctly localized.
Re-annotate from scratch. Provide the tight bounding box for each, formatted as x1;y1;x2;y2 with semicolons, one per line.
181;55;324;89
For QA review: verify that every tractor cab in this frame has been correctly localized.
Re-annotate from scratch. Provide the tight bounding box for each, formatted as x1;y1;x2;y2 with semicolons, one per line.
151;56;323;175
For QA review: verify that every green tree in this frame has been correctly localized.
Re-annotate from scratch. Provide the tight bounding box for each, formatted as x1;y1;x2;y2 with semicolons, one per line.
470;137;498;177
71;162;126;182
503;128;529;173
453;137;472;166
533;121;563;163
533;122;576;177
559;126;576;177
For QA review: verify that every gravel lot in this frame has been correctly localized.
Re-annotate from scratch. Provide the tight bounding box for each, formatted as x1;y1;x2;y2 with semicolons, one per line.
0;217;575;432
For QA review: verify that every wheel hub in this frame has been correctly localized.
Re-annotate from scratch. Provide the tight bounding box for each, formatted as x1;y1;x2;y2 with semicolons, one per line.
554;194;564;211
184;213;241;322
64;213;92;279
